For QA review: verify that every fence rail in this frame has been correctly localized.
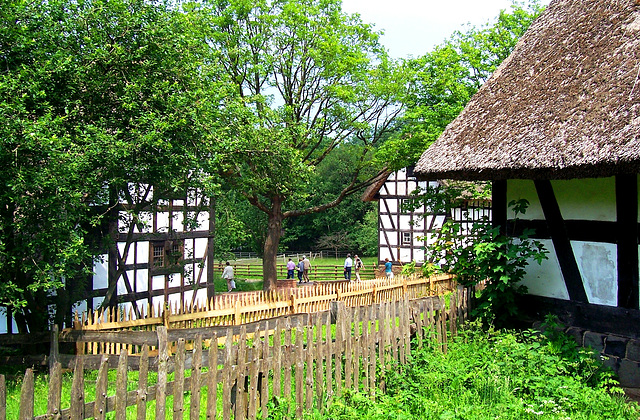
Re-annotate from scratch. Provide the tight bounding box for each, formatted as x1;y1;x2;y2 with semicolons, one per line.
1;289;471;420
69;275;454;355
215;262;380;281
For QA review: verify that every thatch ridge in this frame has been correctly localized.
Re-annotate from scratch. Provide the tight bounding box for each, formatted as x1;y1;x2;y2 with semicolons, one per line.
414;0;640;181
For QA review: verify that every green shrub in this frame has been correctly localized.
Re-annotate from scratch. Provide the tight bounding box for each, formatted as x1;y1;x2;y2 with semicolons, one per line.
429;199;548;327
288;322;639;420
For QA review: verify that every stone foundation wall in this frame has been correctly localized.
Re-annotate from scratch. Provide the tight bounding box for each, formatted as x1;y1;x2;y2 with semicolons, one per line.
564;327;640;388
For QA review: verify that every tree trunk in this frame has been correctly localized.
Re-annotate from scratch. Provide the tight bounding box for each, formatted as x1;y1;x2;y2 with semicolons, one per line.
263;198;284;291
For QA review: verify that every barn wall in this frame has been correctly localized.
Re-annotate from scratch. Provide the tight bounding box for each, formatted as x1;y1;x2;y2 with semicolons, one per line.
507;176;639;308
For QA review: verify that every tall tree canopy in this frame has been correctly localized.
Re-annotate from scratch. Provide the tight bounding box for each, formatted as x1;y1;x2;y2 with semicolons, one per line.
0;0;231;332
377;0;545;171
203;0;407;289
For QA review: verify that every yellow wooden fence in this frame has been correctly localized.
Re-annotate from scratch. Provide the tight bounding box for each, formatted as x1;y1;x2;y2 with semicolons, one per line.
74;274;455;355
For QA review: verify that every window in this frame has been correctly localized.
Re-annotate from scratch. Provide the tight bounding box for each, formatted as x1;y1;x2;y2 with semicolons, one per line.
402;232;412;245
151;240;184;271
152;244;165;267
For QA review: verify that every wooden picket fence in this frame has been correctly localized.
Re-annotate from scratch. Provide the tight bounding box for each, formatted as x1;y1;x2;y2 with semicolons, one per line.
73;274;456;356
2;288;471;420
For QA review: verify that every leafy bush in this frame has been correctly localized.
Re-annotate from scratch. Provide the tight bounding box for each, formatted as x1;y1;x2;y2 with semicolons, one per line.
283;322;638;419
429;199;548;327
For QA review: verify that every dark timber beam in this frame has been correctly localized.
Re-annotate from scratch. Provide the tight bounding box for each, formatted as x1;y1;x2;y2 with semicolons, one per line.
616;175;639;310
534;180;588;303
492;180;507;234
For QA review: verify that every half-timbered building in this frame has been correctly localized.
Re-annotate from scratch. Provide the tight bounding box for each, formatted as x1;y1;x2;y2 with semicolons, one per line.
84;186;215;318
414;0;640;384
0;186;215;332
362;168;491;266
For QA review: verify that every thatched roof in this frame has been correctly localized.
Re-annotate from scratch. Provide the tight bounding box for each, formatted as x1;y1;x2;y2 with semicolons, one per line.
414;0;640;181
362;170;392;202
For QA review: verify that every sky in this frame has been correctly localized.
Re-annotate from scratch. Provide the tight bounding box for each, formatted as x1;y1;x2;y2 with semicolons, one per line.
340;0;551;59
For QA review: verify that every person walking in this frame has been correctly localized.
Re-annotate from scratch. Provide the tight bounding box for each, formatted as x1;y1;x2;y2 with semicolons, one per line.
297;257;305;284
384;258;394;278
286;258;296;279
222;261;235;292
344;253;353;281
302;255;311;283
354;255;363;282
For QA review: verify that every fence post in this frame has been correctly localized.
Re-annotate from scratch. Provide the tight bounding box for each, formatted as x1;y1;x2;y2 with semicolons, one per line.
18;369;34;420
156;326;168;420
289;293;296;315
0;374;5;420
49;324;59;373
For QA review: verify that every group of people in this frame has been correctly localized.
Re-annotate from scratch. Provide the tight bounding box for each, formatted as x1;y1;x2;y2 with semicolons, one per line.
286;256;311;284
343;253;365;282
224;254;395;292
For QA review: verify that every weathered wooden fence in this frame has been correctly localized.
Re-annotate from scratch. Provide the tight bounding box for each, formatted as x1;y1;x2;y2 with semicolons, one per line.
0;288;471;420
71;275;455;356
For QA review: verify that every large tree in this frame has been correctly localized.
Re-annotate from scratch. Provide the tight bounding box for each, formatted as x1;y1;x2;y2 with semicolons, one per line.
203;0;407;289
0;0;231;332
377;0;545;171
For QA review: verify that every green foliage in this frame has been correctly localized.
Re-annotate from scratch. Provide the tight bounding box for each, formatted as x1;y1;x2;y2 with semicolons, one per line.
0;0;232;331
348;208;379;257
429;199;548;327
378;0;544;170
202;0;408;288
279;323;638;419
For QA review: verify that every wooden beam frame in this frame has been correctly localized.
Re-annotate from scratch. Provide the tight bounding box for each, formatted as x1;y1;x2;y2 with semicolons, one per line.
616;174;639;309
534;180;588;303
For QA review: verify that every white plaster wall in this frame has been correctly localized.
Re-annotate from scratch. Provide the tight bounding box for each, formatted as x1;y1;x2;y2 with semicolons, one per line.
156;212;170;232
380;214;394;230
508;178;617;222
412;218;425;230
385;182;396;195
167;292;181;308
167;273;181;288
506;180;544;220
117;243;134;265
385;199;398;213
399;215;412;227
135;300;148;317
152;295;164;311
572;241;617;306
195;237;208;259
136;242;149;264
553;178;616;222
117;276;128;295
135;270;148;292
399;248;411;262
196;211;209;229
93;296;105;309
519;239;570;300
379;248;393;261
152;275;165;290
118;211;133;233
194;288;207;306
172;211;184;232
